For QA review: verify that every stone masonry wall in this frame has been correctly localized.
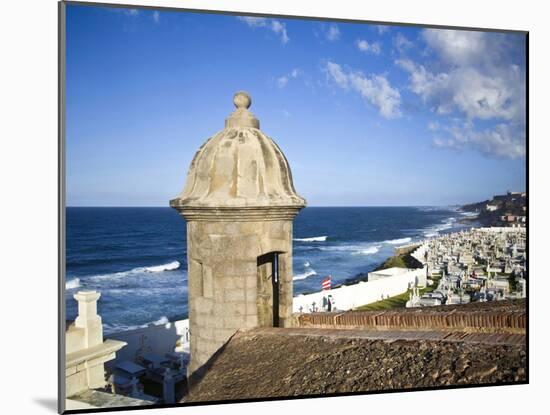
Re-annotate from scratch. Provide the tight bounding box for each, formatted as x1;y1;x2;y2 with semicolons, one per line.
294;309;526;332
187;219;294;376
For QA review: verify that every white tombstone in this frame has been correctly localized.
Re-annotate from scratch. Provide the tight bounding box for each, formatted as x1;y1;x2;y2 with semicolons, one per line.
163;368;176;404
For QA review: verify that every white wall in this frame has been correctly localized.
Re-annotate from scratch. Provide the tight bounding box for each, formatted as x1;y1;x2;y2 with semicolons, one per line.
293;268;426;312
105;319;189;370
478;227;527;233
411;244;428;265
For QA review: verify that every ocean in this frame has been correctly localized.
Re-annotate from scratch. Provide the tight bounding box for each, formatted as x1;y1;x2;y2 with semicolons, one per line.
65;206;477;334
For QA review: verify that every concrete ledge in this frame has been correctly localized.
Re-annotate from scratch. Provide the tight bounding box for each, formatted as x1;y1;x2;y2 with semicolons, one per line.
66;339;127;368
243;327;525;346
68;390;153;409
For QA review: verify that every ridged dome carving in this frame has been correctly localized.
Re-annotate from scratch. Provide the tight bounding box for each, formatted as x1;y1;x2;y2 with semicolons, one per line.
170;92;306;213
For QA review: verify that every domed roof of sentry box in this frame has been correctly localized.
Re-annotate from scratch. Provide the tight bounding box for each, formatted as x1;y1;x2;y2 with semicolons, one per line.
170;92;306;215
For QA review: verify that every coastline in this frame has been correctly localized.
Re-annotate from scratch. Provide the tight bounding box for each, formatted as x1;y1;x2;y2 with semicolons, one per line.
67;206;482;333
97;220;527;336
295;224;526;313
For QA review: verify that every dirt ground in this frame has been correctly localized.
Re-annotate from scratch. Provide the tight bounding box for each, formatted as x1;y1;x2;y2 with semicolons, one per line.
185;329;526;402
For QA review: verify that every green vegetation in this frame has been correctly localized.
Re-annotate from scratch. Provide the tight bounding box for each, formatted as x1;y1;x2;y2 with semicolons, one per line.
373;247;423;271
374;255;408;270
353;290;413;311
508;273;518;291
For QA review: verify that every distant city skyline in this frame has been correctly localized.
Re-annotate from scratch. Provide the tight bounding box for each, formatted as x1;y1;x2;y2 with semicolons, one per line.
65;5;526;207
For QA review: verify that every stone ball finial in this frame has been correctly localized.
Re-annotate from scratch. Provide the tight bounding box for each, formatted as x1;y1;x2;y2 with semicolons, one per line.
224;91;258;128
233;91;251;110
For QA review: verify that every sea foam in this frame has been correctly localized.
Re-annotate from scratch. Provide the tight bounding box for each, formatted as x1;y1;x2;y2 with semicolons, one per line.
420;216;459;238
144;261;180;273
384;237;412;245
353;245;381;255
293;236;328;242
293;268;317;281
152;316;170;325
103;315;171;335
89;261;181;281
65;278;80;290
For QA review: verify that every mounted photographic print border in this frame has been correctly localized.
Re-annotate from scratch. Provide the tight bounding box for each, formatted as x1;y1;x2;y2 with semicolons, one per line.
59;1;528;413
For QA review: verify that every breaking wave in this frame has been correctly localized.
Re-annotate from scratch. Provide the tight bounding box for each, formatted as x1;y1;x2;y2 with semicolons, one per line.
353;245;381;255
144;261;181;273
152;316;170;325
103;315;171;335
65;278;80;290
294;236;328;242
89;261;181;281
384;237;412;245
293;268;317;281
422;217;458;238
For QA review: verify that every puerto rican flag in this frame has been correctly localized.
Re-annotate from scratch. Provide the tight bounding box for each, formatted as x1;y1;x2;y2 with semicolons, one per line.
321;275;332;290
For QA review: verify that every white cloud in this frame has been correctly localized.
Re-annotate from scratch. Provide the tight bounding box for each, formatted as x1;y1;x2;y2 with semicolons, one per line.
422;29;497;66
326;61;349;89
428;121;440;131
419;29;525;119
237;16;289;44
396;56;524;122
394;29;526;159
277;76;289;88
326;24;341;41
124;8;139;17
396;59;452;112
375;25;390;35
325;61;401;119
433;121;525;159
152;11;160;23
277;68;301;88
356;39;381;55
271;20;289;44
393;33;413;53
238;16;266;27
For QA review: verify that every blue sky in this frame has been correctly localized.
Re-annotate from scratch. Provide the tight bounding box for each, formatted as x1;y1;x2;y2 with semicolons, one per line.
66;5;526;207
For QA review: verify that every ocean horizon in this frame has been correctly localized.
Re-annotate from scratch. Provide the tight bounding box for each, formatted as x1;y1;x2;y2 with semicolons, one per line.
65;206;478;334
